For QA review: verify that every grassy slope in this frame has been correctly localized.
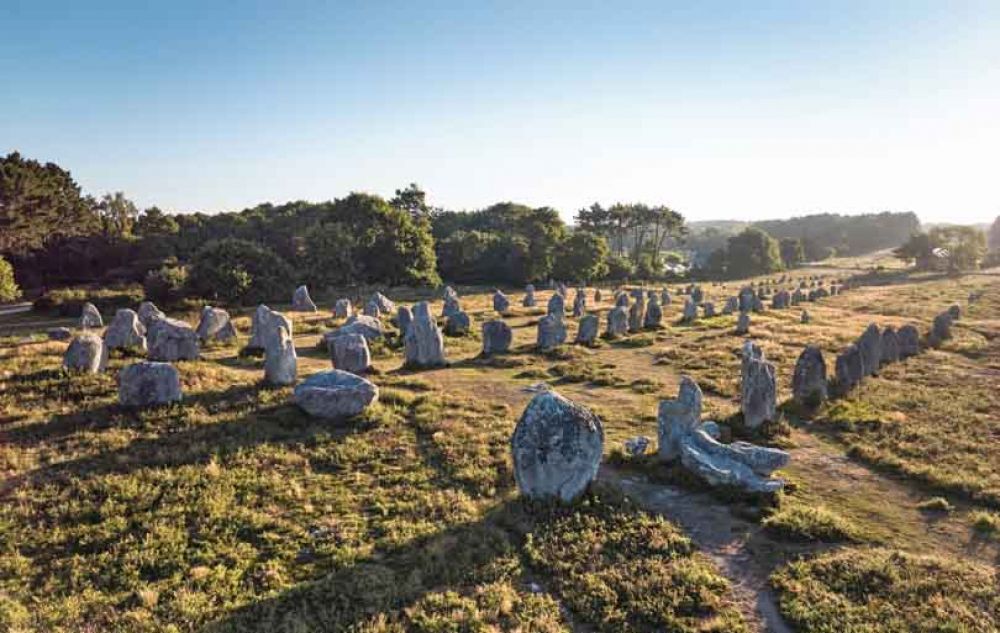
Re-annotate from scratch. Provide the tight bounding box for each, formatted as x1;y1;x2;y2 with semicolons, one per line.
2;264;999;631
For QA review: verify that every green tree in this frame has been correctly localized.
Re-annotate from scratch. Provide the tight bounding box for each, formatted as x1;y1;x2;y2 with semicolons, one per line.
389;183;430;218
553;231;609;282
604;254;635;281
894;228;985;272
0;152;98;254
726;228;783;276
135;206;179;238
779;237;805;268
301;222;359;288
96;191;139;239
0;256;20;302
893;232;934;268
186;238;294;305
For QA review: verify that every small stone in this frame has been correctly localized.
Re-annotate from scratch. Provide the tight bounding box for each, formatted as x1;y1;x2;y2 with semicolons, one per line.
48;327;73;341
930;311;952;345
594;288;603;302
947;304;961;321
80;302;103;329
800;310;811;324
369;292;395;315
63;333;108;373
792;345;827;406
736;313;750;335
547;293;565;320
624;436;650;456
723;296;739;314
644;299;663;328
329;332;371;374
522;286;536;307
615;293;630;308
294;370;378;419
291;285;318;312
691;286;704;304
571;291;586;318
104;309;147;352
702;302;716;318
482;319;513;355
118;361;182;407
333;298;353;319
510;390;604;502
396;306;413;338
682;299;698;322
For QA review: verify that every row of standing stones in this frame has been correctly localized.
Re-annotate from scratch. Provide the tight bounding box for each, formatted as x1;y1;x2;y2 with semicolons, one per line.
55;280;964;503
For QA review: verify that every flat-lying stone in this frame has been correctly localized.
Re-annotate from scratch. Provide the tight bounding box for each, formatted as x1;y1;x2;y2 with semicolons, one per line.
48;327;73;341
510;390;604;502
680;429;789;493
119;361;182;407
326;314;383;344
294;370;378;419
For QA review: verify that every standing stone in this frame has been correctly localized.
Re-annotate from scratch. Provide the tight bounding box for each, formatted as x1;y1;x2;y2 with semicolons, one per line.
835;344;864;393
536;314;567;350
333;298;353;319
363;299;381;318
615;292;630;308
493;290;511;314
104;309;147;353
801;310;811;324
147;317;200;361
137;301;165;328
330;332;371;374
792;346;827;406
644;298;663;328
195;306;237;343
880;326;900;364
857;323;882;376
294;370;378;419
547;293;565;321
576;314;599;345
510;390;604;502
444;311;471;336
119;362;182;407
723;296;739;314
752;295;765;312
63;333;108;373
738;287;754;313
691;286;704;305
396;306;413;338
947;304;961;321
682;299;698;322
594;288;603;302
442;290;462;318
557;283;568;298
628;295;645;332
661;289;671;305
264;324;297;386
736;313;750;335
80;302;103;329
404;301;446;367
930;312;952;345
897;325;921;358
369;292;395;315
522;284;537;307
571;290;586;318
702;302;716;318
291;285;317;312
791;289;806;305
657;376;703;461
605;307;628;338
740;341;776;429
482;319;513;355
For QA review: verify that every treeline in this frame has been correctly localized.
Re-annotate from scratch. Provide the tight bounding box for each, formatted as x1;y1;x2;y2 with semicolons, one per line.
752;211;920;259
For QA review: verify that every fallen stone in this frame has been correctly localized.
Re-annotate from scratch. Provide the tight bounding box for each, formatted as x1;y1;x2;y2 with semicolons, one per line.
680;429;789;493
327;314;383;344
118;361;182;407
294;370;378;419
510;390;604;502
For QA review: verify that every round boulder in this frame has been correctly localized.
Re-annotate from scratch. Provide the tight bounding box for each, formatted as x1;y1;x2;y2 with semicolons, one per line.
294;370;379;420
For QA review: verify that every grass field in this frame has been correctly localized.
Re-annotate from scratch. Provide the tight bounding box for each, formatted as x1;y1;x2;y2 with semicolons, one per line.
2;262;999;632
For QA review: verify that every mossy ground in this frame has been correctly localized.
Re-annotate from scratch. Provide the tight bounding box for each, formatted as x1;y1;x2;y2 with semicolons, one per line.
2;259;999;631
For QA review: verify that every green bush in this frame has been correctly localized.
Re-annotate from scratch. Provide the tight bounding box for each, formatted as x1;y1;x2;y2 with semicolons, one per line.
0;256;20;302
762;504;863;543
186;238;294;305
143;265;188;305
31;284;144;317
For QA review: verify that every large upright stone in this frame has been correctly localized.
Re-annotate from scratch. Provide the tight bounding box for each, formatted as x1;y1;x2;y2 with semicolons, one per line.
404;301;446;367
628;295;645;332
724;296;739;314
644;298;663;328
930;312;952;345
294;370;378;419
682;299;698;322
857;323;882;376
292;285;317;312
880;326;900;364
740;341;776;429
510;390;604;502
835;344;864;393
247;305;277;352
363;299;381;318
482;319;512;355
493;290;511;314
536;314;567;350
147;317;199;361
137;301;165;328
264;324;297;386
119;362;182;407
657;376;703;461
738;287;754;313
947;304;961;321
63;333;108;373
330;332;371;374
369;292;395;315
792;346;827;406
605;306;628;338
333;298;353;319
195;306;236;343
547;293;565;321
897;324;921;358
571;290;586;318
575;314;599;345
80;302;103;329
444;311;471;336
104;309;147;353
522;285;537;307
736;312;750;335
396;306;413;338
615;292;630;308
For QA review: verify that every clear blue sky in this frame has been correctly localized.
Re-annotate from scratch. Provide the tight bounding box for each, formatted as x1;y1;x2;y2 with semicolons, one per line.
3;1;998;224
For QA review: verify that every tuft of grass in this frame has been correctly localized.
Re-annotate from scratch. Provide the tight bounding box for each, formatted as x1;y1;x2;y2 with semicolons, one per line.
970;511;1000;539
771;548;1000;633
762;504;865;543
916;496;953;513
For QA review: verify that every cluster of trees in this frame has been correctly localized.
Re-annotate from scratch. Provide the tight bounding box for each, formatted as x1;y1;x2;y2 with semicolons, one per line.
573;203;686;277
699;227;787;278
894;226;989;272
753;211;921;259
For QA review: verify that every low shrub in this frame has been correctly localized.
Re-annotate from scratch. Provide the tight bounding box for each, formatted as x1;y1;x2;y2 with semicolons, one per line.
143;265;188;305
31;284;144;317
